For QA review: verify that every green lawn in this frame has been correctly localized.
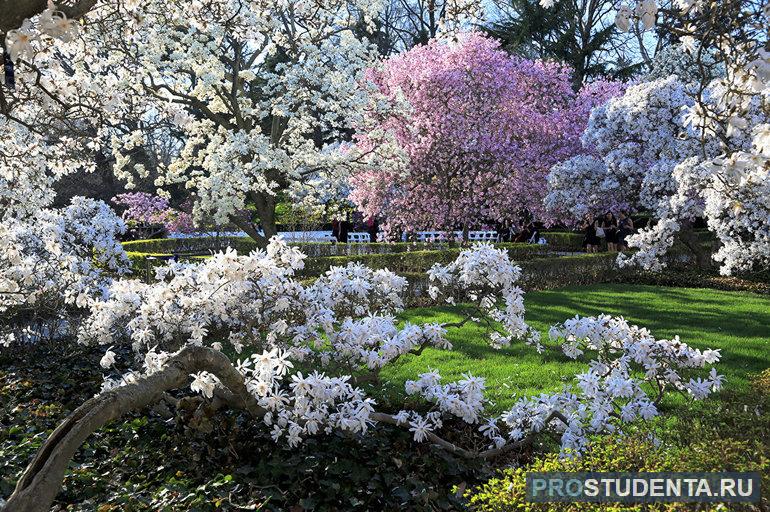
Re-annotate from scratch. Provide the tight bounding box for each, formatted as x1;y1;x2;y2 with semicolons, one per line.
381;284;770;412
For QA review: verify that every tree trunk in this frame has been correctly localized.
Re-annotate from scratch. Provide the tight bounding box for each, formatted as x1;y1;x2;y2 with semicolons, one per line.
231;215;268;248
2;346;264;512
254;191;278;242
678;223;712;269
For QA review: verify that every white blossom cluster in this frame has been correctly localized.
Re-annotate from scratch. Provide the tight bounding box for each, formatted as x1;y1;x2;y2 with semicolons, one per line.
0;198;128;347
427;243;542;351
541;2;770;276
702;128;770;274
545;155;624;221
494;315;724;454
1;0;407;247
81;0;388;228
4;1;79;63
398;370;488;443
80;240;309;352
237;353;377;447
545;72;770;274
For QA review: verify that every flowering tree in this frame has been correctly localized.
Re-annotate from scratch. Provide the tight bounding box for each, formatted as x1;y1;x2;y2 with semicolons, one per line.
3;242;723;511
350;32;622;236
112;192;195;235
542;0;770;275
0;197;130;347
1;0;398;247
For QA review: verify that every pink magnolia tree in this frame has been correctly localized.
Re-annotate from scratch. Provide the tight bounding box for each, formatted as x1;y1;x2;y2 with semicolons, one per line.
350;32;622;235
112;193;195;235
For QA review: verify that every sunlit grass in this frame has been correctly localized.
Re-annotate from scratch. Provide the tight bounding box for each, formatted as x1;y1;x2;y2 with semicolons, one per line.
378;284;770;413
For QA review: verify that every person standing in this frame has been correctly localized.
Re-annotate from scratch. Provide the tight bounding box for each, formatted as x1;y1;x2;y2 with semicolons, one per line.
365;217;378;243
581;213;600;253
617;211;635;252
602;212;618;252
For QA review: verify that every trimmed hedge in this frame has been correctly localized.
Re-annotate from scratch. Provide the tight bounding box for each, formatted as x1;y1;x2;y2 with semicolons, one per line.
123;237;425;258
618;269;770;294
401;253;619;305
540;231;584;252
121;236;250;254
298;244;550;277
123;238;554;277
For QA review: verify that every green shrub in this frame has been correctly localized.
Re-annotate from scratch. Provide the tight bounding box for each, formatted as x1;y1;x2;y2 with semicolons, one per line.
617;270;770;294
298;244;550;277
518;253;618;290
122;236;251;254
122;237;422;258
540;232;584;252
463;435;768;512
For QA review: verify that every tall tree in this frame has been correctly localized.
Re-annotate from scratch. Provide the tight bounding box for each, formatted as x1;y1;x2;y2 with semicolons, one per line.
2;0;394;247
350;32;622;236
485;0;657;86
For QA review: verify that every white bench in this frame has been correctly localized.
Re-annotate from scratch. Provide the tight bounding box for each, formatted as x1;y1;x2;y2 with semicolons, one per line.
414;230;497;242
277;231;335;242
468;231;498;241
347;232;371;243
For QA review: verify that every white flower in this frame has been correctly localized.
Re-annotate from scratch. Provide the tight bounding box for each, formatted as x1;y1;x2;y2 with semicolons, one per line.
99;348;116;368
190;371;219;399
5;22;35;63
409;417;432;442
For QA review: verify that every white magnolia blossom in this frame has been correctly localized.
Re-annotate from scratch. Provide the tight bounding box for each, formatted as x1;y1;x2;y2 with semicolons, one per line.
1;0;413;246
99;348;117;368
0;198;129;347
545;73;769;274
190;371;221;399
427;242;542;351
4;2;79;62
70;240;723;453
498;314;723;454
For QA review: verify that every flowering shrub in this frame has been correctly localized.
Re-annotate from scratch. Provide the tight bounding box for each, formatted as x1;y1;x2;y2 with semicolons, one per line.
73;241;722;459
1;233;726;511
0;198;129;347
112;193;195;234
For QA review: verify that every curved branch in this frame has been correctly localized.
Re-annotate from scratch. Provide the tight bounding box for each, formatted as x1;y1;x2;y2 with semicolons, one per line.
370;410;568;460
0;0;98;34
2;346;265;512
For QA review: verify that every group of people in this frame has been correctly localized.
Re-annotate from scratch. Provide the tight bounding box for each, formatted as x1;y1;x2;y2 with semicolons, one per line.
332;216;379;242
581;212;634;253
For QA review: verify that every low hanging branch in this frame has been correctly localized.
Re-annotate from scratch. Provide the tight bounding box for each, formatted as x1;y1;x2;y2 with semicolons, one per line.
371;410;569;460
2;346;265;512
2;344;567;512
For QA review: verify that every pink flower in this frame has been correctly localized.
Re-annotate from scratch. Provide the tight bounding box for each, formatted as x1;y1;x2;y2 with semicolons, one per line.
351;32;623;232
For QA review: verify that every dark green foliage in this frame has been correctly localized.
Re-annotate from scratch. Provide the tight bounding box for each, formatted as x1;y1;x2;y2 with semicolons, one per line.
485;0;641;85
0;345;487;511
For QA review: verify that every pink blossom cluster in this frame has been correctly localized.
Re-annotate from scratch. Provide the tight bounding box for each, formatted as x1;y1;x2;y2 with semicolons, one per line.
350;32;623;232
112;192;195;234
